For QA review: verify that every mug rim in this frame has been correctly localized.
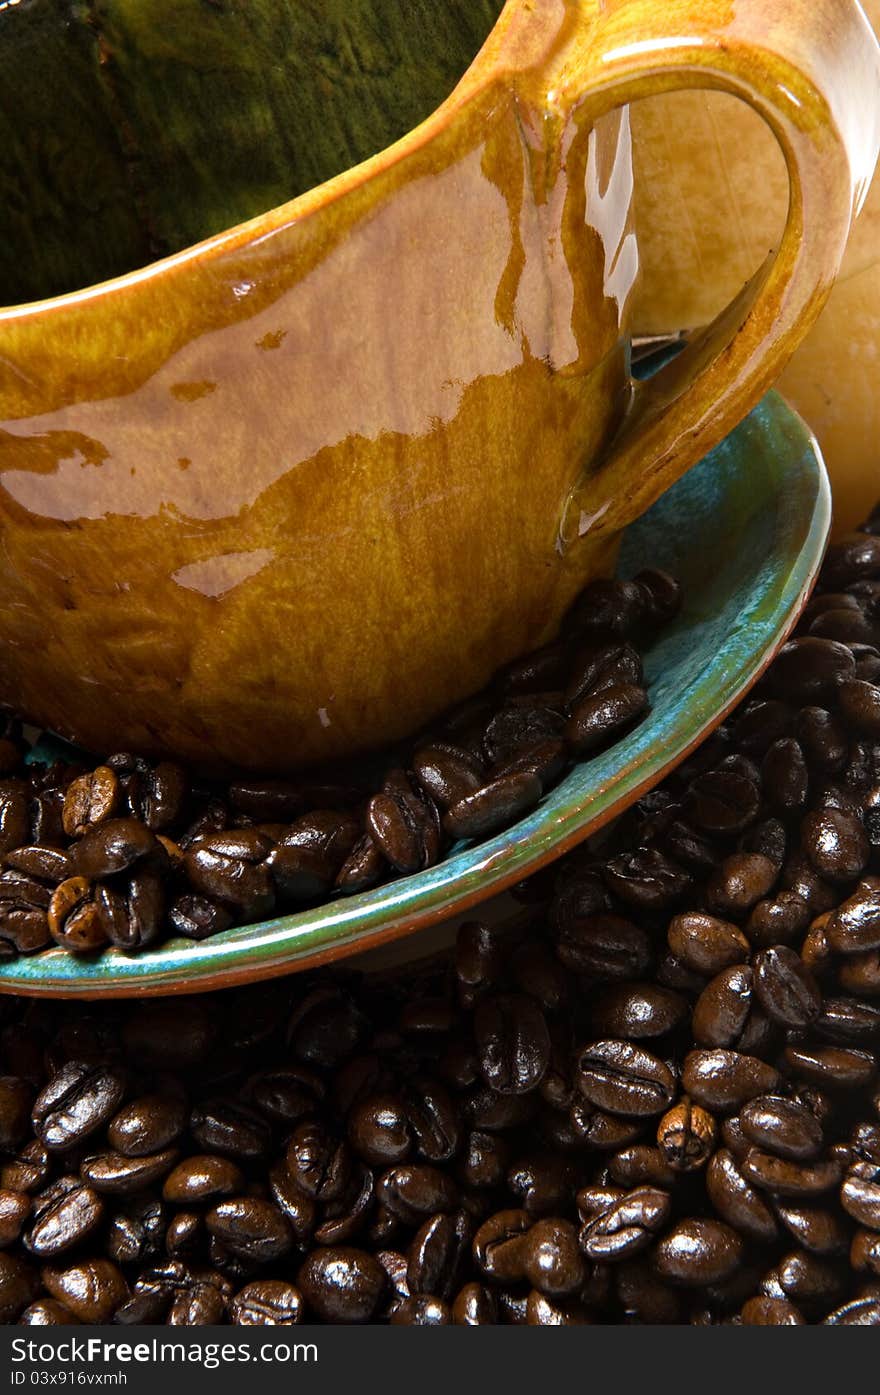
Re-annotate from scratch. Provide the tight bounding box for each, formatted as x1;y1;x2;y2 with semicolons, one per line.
0;0;521;324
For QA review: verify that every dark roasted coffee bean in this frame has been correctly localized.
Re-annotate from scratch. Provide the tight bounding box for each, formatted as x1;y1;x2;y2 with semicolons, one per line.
556;913;652;981
167;892;233;941
40;1259;127;1324
577;1041;674;1117
746;892;811;947
403;1078;461;1163
603;848;690;910
774;1200;848;1256
407;1211;467;1299
72;818;160;880
25;1178;104;1257
754;946;821;1027
376;1166;458;1225
654;1218;743;1286
389;1295;451;1324
740;1096;823;1161
740;1148;841;1198
667;912;750;976
472;1210;530;1282
1;1140;49;1195
444;770;542;841
190;1099;271;1162
231;1279;303;1325
474;993;549;1095
827;881;880;953
521;1218;584;1296
607;1147;676;1189
692;966;755;1049
682;1049;779;1112
706;1148;778;1244
167;1280;228;1326
762;738;809;811
569;1101;643;1151
298;1247;386;1323
656;1098;716;1172
0;1252;38;1323
348;1093;411;1168
707;854;778;915
32;1063;125;1152
483;705;565;767
94;869;165;950
185;831;274;917
19;1299;79;1325
841;1162;880;1229
741;1295;805;1325
4;846;71;884
801;806;870;883
458;1131;509;1191
816;996;880;1043
107;1093;186;1158
769;638;856;702
784;1043;876;1090
286;1120;350;1202
335;834;386;894
205;1198;292;1263
566;683;648;755
411;743;484;810
579;1187;670;1261
634;568;681;623
0;781;29;857
588;982;686;1040
80;1148;177;1196
824;1298;880;1325
564;639;644;709
452;1282;496;1325
776;1250;845;1315
0;1189;29;1247
162;1156;245;1206
684;770;759;835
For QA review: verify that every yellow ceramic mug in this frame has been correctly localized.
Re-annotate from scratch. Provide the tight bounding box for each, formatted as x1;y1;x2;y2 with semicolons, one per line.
0;0;878;772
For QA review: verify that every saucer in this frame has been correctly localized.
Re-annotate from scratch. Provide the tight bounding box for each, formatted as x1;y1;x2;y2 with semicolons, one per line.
0;389;830;997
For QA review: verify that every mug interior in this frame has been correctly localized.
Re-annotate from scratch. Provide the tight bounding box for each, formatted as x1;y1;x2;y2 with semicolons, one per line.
0;0;505;307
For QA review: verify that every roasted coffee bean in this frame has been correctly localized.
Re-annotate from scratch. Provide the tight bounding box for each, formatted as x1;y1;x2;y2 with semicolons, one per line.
94;869;165;950
739;1096;823;1161
286;1120;350;1202
555;913;652;981
25;1178;104;1257
168;893;233;941
707;854;778;915
816;996;880;1044
774;1201;848;1256
824;1298;880;1325
185;831;274;917
298;1247;386;1323
841;1162;880;1229
762;738;809;811
775;1250;845;1315
0;781;29;857
566;683;648;756
569;1102;643;1151
458;1131;509;1191
801;807;870;883
411;743;484;810
692;966;755;1049
389;1294;451;1324
740;1149;841;1198
41;1260;128;1324
452;1282;497;1324
838;678;880;737
682;1050;780;1112
80;1148;178;1196
402;1078;461;1163
667;913;750;976
348;1093;411;1168
684;770;760;835
32;1063;125;1152
741;1296;805;1325
167;1280;228;1326
4;846;71;884
602;848;690;911
47;877;106;953
577;1041;675;1117
162;1156;245;1206
562;577;647;639
1;1140;49;1195
520;1219;584;1296
769;638;856;702
0;1189;30;1247
205;1198;292;1263
62;767;119;839
507;1154;576;1218
335;835;386;895
230;1279;303;1325
784;1043;876;1090
579;1187;670;1261
189;1100;271;1162
653;1218;744;1286
564;640;643;709
107;1093;187;1157
746;892;811;948
443;771;542;841
607;1147;675;1190
376;1166;458;1225
19;1299;79;1325
656;1098;716;1172
407;1212;467;1299
472;1210;530;1282
72;818;160;880
366;773;440;876
483;705;566;767
474;993;550;1095
754;946;822;1028
587;983;687;1039
826;881;880;953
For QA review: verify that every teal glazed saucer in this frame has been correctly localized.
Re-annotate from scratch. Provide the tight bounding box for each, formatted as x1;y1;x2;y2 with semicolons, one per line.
0;389;831;997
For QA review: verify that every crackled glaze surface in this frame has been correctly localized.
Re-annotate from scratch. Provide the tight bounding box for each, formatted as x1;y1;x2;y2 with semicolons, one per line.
0;0;877;771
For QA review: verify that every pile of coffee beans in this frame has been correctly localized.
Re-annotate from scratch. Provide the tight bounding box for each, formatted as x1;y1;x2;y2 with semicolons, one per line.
1;508;880;1325
0;570;677;959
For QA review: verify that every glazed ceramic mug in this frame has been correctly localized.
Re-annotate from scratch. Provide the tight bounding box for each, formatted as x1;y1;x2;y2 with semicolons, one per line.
0;0;878;772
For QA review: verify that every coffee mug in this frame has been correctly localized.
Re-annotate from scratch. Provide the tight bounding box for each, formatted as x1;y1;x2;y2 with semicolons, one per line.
0;0;877;772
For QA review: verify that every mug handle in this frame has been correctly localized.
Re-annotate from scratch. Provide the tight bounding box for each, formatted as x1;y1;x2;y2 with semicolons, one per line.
512;0;880;540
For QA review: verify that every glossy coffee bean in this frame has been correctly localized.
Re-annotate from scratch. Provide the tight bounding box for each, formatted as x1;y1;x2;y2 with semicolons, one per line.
471;1210;530;1282
297;1247;386;1323
555;913;652;981
577;1041;675;1117
452;1282;497;1325
692;966;755;1049
25;1178;104;1257
41;1260;128;1324
827;882;880;954
474;993;550;1095
706;1149;778;1244
801;807;870;883
566;683;648;756
754;946;821;1028
579;1187;670;1262
80;1148;178;1196
108;1093;187;1157
739;1095;823;1161
667;913;749;976
32;1063;125;1152
205;1198;293;1263
740;1149;841;1198
653;1218;744;1286
162;1156;245;1205
62;767;119;839
841;1162;880;1229
656;1098;716;1172
520;1218;584;1297
682;1050;780;1112
768;638;855;703
230;1279;303;1325
741;1296;804;1325
443;771;542;841
587;982;687;1039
